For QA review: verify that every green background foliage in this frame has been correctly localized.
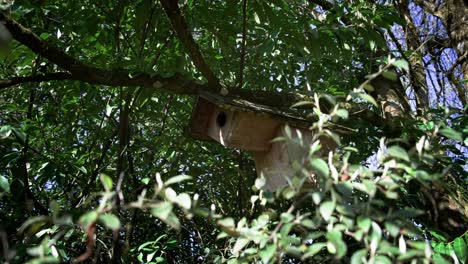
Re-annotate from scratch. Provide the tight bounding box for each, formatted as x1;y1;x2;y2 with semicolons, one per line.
0;0;467;263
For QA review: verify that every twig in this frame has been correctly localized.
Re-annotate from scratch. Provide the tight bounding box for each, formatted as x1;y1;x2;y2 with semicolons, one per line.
0;72;72;89
238;0;248;90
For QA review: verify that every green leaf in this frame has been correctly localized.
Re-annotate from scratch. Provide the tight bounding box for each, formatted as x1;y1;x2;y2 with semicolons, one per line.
397;249;425;261
147;251;156;262
357;93;378;107
40;32;51;40
138;241;156;251
166;239;178;249
280;223;293;237
79;211;99;229
232;237;250;256
280;212;294;223
303;243;326;259
282;187;296;200
384;221;400;237
357;216;371;233
218;217;235;228
362;179;377;197
259;244;276;263
174;193;191;210
141;177;150;185
453;237;467;263
0;175;10;193
164;175;192;186
11;128;26;143
254;177;266;190
387;146;409;162
382;71;398;81
254;12;261;24
100;173;113;192
0;125;12;139
429;230;447;242
393;59;409;71
375;255;392;264
326;230;347;258
106;104;115;116
350;249;367;264
151;202;180;230
439;127;463;141
319;201;335;221
433;253;451;264
363;84;374;92
26;256;60;263
434;242;447;255
99;214;121;231
310;158;330;178
335;109;349;119
291;101;314;108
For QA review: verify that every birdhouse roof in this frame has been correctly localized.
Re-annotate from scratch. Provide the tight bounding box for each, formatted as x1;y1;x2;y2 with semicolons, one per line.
197;90;311;128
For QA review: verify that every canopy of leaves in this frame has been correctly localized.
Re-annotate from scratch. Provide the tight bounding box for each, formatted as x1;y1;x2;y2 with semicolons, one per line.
0;0;467;263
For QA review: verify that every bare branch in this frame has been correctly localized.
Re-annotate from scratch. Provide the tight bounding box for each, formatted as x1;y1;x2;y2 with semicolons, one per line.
0;72;72;89
308;0;334;10
238;0;248;90
159;0;221;89
412;0;444;19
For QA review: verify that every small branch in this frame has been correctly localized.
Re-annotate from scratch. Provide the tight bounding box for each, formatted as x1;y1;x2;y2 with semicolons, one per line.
74;222;96;263
111;90;132;264
21;87;49;215
412;0;444;20
159;0;221;89
446;51;467;75
138;3;157;57
307;0;334;10
151;32;175;68
446;51;467;105
238;0;248;90
0;72;72;89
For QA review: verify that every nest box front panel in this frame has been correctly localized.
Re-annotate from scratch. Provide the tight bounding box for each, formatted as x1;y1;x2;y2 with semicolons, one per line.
207;108;281;151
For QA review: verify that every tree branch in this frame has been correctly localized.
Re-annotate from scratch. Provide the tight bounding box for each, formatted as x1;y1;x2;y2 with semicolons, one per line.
159;0;221;89
412;0;444;19
0;72;72;89
238;0;248;90
308;0;334;10
0;10;391;134
0;11;207;94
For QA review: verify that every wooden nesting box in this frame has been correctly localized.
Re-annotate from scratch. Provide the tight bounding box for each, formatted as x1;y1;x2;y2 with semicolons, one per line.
253;126;311;190
190;91;334;190
191;96;281;151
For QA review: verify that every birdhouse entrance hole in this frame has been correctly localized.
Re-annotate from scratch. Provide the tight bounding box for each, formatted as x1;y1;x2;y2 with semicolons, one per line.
216;112;227;127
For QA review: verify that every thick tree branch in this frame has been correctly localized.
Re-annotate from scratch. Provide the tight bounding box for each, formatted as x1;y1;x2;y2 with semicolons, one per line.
159;0;221;89
0;11;96;75
0;11;207;94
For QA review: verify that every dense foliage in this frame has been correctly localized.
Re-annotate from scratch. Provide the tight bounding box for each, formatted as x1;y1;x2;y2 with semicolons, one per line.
0;0;467;263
